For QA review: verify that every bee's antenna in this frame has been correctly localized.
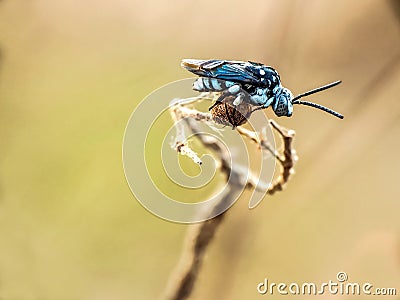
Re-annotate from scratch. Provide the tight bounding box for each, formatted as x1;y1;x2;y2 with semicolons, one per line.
292;80;343;119
292;100;344;119
291;80;342;102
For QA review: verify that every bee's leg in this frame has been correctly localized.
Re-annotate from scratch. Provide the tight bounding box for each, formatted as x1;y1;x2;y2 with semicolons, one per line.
225;84;248;107
208;83;242;111
208;100;221;111
208;90;230;111
233;92;246;106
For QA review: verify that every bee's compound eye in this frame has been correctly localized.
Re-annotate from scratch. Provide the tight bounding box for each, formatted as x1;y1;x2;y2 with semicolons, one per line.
273;87;293;117
276;88;294;117
275;96;288;116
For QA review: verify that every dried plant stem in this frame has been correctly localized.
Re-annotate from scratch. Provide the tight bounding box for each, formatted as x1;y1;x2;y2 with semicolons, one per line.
237;120;297;195
162;187;238;300
162;101;297;300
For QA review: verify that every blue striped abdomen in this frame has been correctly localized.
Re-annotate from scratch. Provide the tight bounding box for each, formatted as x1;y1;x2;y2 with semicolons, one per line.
193;77;235;92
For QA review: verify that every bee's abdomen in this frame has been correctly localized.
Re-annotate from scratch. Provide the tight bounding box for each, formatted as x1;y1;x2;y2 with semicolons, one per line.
193;77;234;92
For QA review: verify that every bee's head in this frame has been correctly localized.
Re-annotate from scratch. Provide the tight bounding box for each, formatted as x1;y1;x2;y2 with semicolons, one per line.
270;81;344;119
273;87;293;117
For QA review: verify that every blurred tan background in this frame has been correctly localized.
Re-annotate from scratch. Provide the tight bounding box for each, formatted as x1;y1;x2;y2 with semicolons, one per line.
0;0;399;299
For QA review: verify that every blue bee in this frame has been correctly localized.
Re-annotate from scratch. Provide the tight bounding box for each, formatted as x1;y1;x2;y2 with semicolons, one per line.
181;59;344;122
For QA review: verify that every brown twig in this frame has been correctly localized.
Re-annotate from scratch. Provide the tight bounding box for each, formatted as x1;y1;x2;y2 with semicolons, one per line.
162;187;238;300
162;100;297;300
238;120;297;195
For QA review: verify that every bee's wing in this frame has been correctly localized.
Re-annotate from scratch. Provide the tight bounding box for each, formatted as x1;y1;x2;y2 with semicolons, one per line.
181;59;262;86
